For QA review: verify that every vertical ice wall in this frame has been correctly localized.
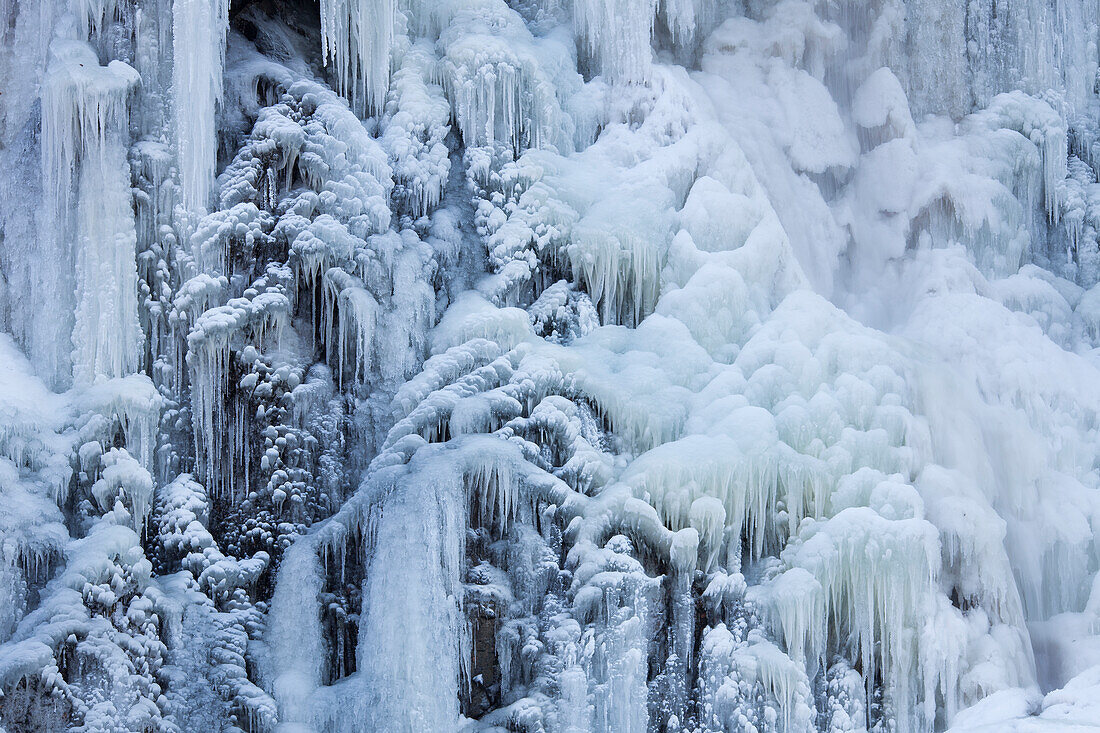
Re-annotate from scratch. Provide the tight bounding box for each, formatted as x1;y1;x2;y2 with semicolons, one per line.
354;462;464;732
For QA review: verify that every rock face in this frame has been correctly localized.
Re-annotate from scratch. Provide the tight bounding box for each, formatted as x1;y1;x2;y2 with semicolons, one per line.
2;1;1100;731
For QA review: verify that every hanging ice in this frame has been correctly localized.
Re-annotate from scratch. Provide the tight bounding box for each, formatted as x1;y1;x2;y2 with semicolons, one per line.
43;41;143;383
2;0;1100;731
573;0;658;84
173;0;229;217
319;0;395;115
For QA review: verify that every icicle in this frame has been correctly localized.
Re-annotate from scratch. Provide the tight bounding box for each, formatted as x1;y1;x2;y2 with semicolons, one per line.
577;547;657;733
319;0;396;115
381;42;451;218
72;140;145;383
439;1;567;153
173;0;229;216
466;448;518;531
91;448;154;535
69;0;121;42
760;567;825;672
622;432;830;561
573;0;658;84
41;42;136;240
42;41;143;384
784;508;942;732
187;304;246;494
323;267;379;388
566;208;670;327
689;496;725;572
81;375;163;473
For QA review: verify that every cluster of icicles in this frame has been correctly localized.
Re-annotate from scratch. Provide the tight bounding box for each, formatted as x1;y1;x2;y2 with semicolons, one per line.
1;0;1100;732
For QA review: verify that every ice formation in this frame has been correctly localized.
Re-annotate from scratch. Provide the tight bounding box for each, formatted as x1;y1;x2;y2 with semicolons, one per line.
173;0;230;217
319;0;395;116
2;0;1100;731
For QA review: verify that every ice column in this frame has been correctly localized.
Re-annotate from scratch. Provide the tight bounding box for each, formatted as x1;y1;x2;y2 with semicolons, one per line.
173;0;229;222
42;41;143;383
0;0;67;385
268;542;326;728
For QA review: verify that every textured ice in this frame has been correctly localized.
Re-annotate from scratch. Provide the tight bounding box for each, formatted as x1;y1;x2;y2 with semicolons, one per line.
320;0;395;116
3;0;1100;731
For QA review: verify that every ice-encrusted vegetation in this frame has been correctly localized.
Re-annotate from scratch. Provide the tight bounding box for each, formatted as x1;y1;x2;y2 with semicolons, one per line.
2;0;1100;731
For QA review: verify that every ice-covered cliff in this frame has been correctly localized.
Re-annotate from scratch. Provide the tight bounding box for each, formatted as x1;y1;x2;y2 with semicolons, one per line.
2;1;1100;731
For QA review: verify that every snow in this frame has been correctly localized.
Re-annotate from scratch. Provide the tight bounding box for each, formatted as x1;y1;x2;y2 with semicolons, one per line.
323;266;379;387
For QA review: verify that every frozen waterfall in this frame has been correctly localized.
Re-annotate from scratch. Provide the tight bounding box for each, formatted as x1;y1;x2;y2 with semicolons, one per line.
2;0;1100;731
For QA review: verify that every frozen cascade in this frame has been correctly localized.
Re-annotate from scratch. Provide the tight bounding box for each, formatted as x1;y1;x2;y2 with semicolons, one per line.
43;41;143;383
3;0;1100;731
350;456;465;732
173;0;229;219
0;0;69;387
